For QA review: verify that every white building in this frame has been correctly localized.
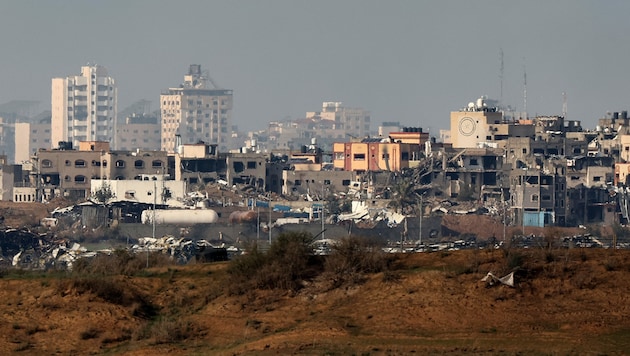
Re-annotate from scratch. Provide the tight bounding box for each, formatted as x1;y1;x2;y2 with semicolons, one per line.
51;65;117;150
160;64;233;153
15;122;51;163
90;176;186;206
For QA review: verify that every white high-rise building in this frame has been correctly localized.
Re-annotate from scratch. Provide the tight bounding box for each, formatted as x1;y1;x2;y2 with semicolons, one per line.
160;64;233;152
51;65;117;149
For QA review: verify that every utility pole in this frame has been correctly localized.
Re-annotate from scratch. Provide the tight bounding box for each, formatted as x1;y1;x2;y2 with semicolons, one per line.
503;188;507;242
321;183;325;241
418;194;423;245
149;180;156;269
522;169;527;236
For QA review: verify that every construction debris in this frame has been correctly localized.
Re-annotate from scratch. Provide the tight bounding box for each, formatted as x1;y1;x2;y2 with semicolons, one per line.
481;271;515;287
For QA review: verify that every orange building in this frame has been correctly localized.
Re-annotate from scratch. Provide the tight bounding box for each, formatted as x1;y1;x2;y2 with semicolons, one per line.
388;128;429;145
333;139;414;172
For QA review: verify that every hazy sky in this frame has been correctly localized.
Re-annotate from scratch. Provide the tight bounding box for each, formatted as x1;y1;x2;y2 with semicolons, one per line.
1;0;630;134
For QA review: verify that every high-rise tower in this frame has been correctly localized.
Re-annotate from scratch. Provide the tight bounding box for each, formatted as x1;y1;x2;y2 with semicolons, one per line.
160;65;233;152
51;65;117;149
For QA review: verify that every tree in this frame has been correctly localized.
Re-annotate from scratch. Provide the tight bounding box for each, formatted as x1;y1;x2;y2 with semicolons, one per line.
388;179;418;213
91;181;115;204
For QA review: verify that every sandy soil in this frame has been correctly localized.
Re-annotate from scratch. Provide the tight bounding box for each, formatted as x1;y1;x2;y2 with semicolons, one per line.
0;249;629;355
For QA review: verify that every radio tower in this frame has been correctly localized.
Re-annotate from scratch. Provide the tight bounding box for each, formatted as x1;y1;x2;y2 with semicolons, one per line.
562;92;567;118
499;48;504;109
523;63;527;119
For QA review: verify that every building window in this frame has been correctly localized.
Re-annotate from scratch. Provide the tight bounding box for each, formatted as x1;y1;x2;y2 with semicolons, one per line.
116;160;125;168
152;160;163;168
75;175;86;184
294;180;301;186
470;158;478;165
42;159;53;168
247;161;256;169
65;160;71;166
531;194;539;202
134;160;144;169
75;160;86;168
353;153;366;161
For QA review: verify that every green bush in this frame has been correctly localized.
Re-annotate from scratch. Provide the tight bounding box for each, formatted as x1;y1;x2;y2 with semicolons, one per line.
324;236;389;288
228;231;316;292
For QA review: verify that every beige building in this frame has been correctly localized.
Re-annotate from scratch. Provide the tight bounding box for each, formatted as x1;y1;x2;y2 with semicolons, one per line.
117;114;161;151
15;122;51;163
450;108;506;149
36;141;169;201
160;65;233;153
51;65;117;149
306;102;371;139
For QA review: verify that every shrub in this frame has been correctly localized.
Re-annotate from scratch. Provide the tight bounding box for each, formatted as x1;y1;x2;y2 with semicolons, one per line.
504;249;525;271
79;327;100;340
56;277;157;318
151;317;196;344
228;231;316;291
72;249;176;276
324;236;388;288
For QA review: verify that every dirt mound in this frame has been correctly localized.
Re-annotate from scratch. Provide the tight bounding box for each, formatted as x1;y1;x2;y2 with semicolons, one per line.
0;202;55;228
0;249;629;354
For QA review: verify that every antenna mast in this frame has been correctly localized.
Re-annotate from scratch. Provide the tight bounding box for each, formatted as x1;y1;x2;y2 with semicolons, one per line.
523;63;527;119
499;48;504;108
562;92;567;118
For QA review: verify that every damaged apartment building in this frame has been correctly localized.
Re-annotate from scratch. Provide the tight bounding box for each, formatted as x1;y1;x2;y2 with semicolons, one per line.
20;93;630;229
174;142;268;191
439;97;620;227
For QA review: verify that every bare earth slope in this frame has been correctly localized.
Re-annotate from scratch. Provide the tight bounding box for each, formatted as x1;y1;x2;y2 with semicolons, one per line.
0;249;629;355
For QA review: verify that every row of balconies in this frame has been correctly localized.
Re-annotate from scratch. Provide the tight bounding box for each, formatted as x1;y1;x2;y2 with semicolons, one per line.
41;159;164;170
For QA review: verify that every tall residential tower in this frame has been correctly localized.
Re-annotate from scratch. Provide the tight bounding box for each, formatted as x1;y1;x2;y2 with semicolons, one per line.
51;65;117;149
160;65;233;152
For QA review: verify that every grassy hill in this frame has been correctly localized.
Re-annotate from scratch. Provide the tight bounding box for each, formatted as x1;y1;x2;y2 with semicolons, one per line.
0;245;629;355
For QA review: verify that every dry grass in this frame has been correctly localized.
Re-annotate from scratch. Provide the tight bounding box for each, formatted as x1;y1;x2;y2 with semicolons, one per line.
0;249;627;354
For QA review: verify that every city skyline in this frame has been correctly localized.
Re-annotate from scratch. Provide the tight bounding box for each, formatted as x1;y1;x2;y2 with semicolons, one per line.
1;1;630;133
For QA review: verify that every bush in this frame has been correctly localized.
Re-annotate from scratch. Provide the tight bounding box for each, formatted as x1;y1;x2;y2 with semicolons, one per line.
228;231;316;291
72;249;176;276
79;327;100;340
150;317;196;344
324;236;389;288
56;277;157;318
504;249;525;271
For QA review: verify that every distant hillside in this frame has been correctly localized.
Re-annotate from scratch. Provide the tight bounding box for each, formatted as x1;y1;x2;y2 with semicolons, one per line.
0;248;629;354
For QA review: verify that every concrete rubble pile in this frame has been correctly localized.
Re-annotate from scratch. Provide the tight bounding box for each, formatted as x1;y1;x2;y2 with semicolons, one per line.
0;226;237;270
133;236;236;264
0;228;98;270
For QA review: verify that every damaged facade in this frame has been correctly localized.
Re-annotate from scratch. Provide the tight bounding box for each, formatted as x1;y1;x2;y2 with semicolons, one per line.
6;96;630;233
